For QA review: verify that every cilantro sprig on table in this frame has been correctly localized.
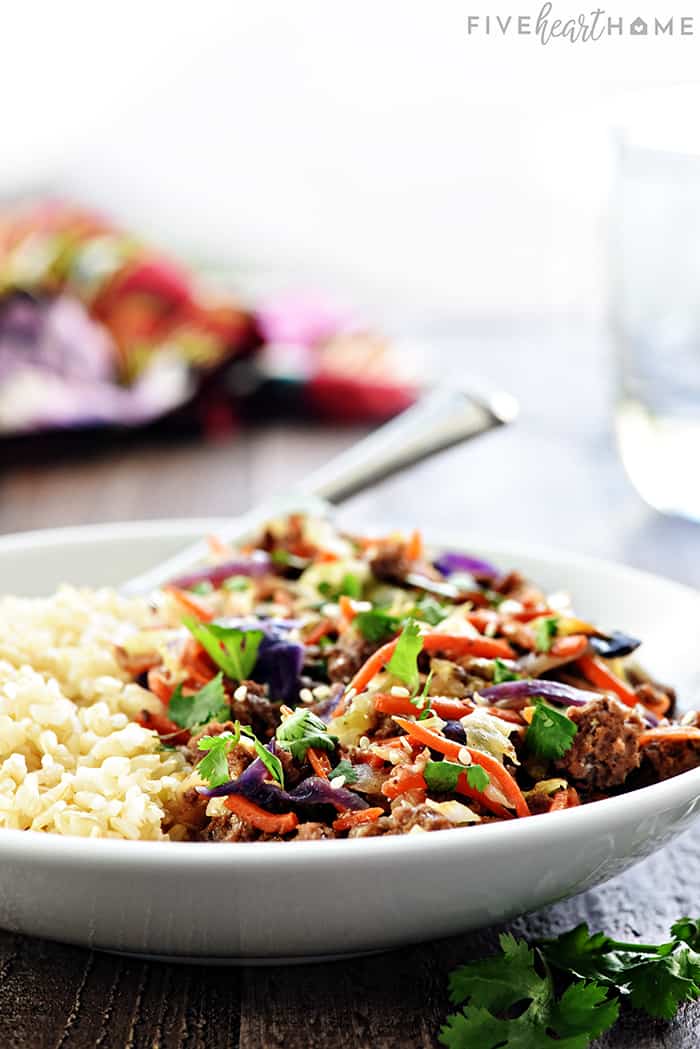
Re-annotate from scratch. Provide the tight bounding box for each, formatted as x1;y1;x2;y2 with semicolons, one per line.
526;699;578;760
439;918;700;1048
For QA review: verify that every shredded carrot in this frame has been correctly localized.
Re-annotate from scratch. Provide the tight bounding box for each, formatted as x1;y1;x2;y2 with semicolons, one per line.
317;549;340;563
405;529;424;562
224;795;299;834
333;807;384;832
487;706;526;726
147;668;175;704
135;708;189;745
338;595;357;623
576;655;637;707
164;584;215;622
422;633;515;660
453;774;512;820
332;631;516;717
374;693;474;720
550;634;589;660
391;716;531;818
639;726;700;747
207;534;232;558
304;618;336;645
307;747;332;778
381;767;427;800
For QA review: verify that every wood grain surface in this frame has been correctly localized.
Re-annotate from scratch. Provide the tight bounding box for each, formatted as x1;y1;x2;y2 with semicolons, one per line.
1;322;699;1047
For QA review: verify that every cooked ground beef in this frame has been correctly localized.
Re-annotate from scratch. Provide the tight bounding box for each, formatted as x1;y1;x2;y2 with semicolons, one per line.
292;821;337;840
555;696;644;790
167;784;209;833
228;681;280;738
186;723;254;778
326;631;379;684
368;539;410;582
643;735;700;781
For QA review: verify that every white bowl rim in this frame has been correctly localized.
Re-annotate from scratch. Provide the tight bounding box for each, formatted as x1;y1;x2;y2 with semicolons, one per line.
1;516;699;867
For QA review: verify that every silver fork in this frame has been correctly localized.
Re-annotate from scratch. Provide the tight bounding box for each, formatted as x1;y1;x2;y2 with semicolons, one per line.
122;382;517;595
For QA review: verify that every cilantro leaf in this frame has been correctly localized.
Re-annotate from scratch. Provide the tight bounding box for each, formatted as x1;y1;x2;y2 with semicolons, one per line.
412;669;434;717
442;932;618;1049
425;759;461;792
539;918;700;1022
424;759;489;794
276;707;339;762
526;699;577;760
671;918;700;950
222;575;251;592
168;672;229;730
196;724;285;788
183;617;263;681
354;608;401;643
625;948;700;1020
330;759;359;785
466;765;490;792
533;616;559;653
196;732;236;787
318;574;363;600
410;596;448;626
387;619;423;691
493;658;520;684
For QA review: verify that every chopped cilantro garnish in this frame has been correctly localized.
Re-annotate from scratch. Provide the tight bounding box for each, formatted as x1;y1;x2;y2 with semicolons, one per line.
168;672;229;729
222;575;251;592
424;759;489;794
196;732;236;788
354;608;401;642
183;617;263;681
196;723;285;788
319;574;363;600
276;707;338;762
410;596;448;626
492;658;520;685
189;580;213;595
526;699;577;760
533;616;559;653
412;669;434;718
330;759;359;785
387;619;423;692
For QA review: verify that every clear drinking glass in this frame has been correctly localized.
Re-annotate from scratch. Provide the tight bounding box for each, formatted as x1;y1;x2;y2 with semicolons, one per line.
612;87;700;521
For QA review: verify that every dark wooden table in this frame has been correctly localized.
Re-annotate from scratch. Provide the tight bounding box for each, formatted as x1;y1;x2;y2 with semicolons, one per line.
1;318;699;1047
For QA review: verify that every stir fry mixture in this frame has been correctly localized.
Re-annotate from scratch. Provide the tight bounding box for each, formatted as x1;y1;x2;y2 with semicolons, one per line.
118;514;700;841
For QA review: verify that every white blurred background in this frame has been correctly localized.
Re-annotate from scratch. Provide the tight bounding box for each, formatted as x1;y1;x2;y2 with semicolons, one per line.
2;1;699;316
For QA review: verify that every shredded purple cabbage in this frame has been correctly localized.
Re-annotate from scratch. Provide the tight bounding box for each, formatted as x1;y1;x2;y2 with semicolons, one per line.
433;551;500;580
479;679;599;708
170;552;271;589
199;744;368;813
211;617;304;703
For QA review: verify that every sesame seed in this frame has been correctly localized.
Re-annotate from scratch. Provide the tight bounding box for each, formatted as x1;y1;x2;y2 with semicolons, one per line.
359;735;370;750
390;685;410;697
330;775;346;790
457;747;472;766
233;685;248;702
299;687;314;704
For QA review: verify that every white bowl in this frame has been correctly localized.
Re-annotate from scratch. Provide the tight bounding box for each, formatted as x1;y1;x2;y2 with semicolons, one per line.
1;519;699;963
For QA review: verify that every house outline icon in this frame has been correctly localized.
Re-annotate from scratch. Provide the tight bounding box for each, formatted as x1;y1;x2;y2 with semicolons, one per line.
630;16;648;35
